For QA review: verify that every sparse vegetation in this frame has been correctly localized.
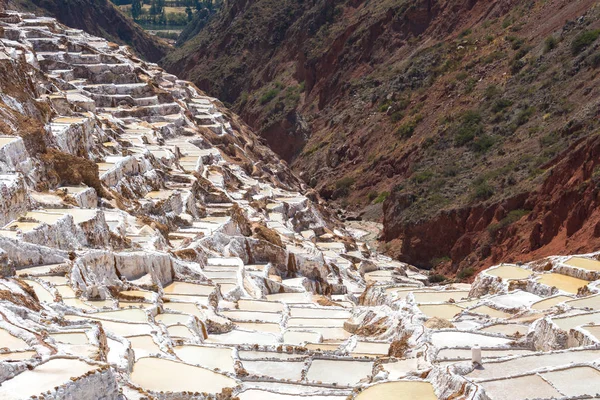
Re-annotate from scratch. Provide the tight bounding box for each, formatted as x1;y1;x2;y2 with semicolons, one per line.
571;29;600;55
457;267;475;280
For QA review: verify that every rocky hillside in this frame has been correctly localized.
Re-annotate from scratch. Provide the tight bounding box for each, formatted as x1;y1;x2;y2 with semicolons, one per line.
7;0;169;62
162;0;600;275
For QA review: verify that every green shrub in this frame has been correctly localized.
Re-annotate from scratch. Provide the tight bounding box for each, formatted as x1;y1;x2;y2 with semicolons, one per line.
396;119;417;139
572;30;600;55
367;191;378;202
431;256;451;267
453;110;483;146
472;180;494;200
390;111;404;122
260;88;280;104
544;35;558;53
515;106;535;126
373;191;390;204
471;134;495;153
491;98;513;113
484;85;500;99
457;267;475;280
590;52;600;68
428;274;447;283
335;177;355;197
411;171;434;184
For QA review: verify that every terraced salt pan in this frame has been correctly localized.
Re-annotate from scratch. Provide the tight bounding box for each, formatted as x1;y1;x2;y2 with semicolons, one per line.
351;341;390;356
238;350;307;361
130;357;237;394
221;310;281;323
565;293;600;309
238;390;346;400
531;295;572;310
564;257;600;271
163;301;205;318
238;299;284;312
552;311;600;331
49;332;89;345
175;345;235;373
436;348;534;361
480;374;561;400
486;265;533;280
155;313;190;326
163;294;209;304
91;308;148;322
0;358;98;399
242;360;305;380
266;292;312;303
289;307;351;318
119;290;155;301
305;342;341;352
412;291;470;303
470;305;512;319
65;316;152;337
418;304;463;320
22;280;54;302
55;285;76;298
163;281;214;295
431;332;512;348
236;322;281;334
537;273;589;294
167;325;195;339
480;324;529;336
287;317;347;327
37;275;68;285
0;328;29;349
542;366;600;396
306;359;373;385
283;330;321;345
206;329;278;346
356;381;437;400
128;335;161;359
0;351;37;361
582;324;600;342
467;349;600;380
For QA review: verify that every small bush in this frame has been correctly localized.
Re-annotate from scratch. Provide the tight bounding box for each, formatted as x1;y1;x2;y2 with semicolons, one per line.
471;134;495;153
590;52;600;68
428;274;447;283
571;29;600;55
457;267;475;280
491;98;513;113
453;110;483;146
260;88;280;104
487;209;530;235
411;170;434;184
390;111;404;122
367;191;378;202
373;191;390;204
396;119;417;139
544;35;558;53
472;180;494;200
335;176;355;196
485;85;500;99
431;256;451;267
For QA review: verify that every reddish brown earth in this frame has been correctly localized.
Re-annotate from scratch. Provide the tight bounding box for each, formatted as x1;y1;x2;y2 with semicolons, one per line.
162;0;600;277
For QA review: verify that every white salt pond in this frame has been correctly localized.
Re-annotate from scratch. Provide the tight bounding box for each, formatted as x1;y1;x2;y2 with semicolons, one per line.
537;273;589;294
164;281;214;295
22;280;54;303
480;324;529;336
306;359;373;385
552;311;600;331
356;381;437;400
564;257;600;271
242;360;305;381
92;308;148;322
418;304;463;320
130;357;237;394
486;265;533;280
128;335;161;359
289;307;351;318
49;332;89;345
531;295;572;310
0;358;98;400
431;332;512;348
480;374;561;400
470;305;512;319
413;291;470;303
467;349;600;380
0;351;36;361
175;345;235;373
205;329;278;346
0;328;29;349
220;310;281;323
155;313;190;326
287;318;346;328
238;390;345;400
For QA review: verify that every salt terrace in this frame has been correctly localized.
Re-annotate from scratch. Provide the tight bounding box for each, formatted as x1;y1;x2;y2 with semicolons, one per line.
1;10;600;400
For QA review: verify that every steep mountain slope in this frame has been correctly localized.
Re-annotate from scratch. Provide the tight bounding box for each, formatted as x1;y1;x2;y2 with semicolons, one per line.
163;0;600;275
7;0;169;62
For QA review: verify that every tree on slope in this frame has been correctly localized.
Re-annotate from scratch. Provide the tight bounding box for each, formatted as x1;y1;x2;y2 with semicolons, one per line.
131;0;142;20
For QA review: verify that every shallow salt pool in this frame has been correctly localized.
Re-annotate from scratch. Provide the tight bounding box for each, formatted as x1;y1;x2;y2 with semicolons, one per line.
356;381;437;400
418;304;463;320
175;345;235;373
130;357;237;394
486;265;533;280
306;359;373;385
537;273;589;294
